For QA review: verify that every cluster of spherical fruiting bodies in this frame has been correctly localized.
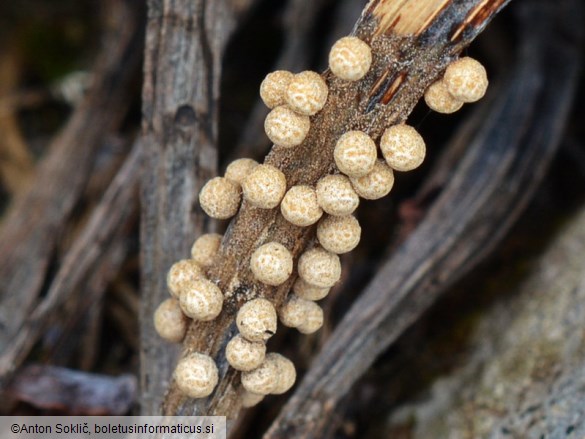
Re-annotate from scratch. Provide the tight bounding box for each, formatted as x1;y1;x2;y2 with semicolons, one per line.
424;57;489;113
261;69;328;148
153;232;226;398
229;298;297;406
154;34;489;405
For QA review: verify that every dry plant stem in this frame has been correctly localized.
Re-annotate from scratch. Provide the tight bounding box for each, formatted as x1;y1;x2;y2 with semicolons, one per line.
43;140;137;368
77;290;105;371
264;1;583;436
163;0;510;419
0;141;142;387
0;0;142;359
139;0;258;415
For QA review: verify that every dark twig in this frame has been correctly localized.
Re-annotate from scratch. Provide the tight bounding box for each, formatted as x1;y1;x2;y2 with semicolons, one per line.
7;364;136;415
0;141;142;386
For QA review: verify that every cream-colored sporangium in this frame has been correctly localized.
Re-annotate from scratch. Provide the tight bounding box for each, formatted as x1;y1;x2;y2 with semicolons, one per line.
174;353;219;399
329;36;372;81
250;242;293;286
242;164;287;209
297;247;342;288
380;124;426;172
199;176;241;219
285;71;328;116
236;298;278;343
264;105;310;148
316;174;360;216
